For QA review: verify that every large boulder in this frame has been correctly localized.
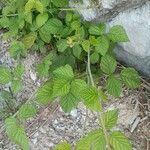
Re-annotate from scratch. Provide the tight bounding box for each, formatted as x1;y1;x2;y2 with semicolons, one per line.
70;0;150;77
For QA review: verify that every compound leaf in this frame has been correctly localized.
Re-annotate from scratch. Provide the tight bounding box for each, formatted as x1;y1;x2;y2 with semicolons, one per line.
121;68;140;89
22;32;37;49
103;110;118;129
110;131;132;150
0;66;11;84
18;103;37;119
53;64;74;80
81;87;101;112
36;81;54;104
5;117;29;150
95;36;109;56
76;129;106;150
51;0;68;7
54;142;71;150
60;92;79;113
106;75;122;97
108;25;129;42
52;79;70;97
56;39;68;52
100;55;117;74
36;13;48;28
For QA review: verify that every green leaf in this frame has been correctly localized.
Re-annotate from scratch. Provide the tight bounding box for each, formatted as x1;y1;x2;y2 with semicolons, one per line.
95;36;109;56
82;40;90;52
54;142;71;150
36;13;48;28
51;0;68;7
65;12;73;23
71;79;87;99
100;55;117;74
53;65;74;80
81;87;101;112
35;0;44;13
121;68;140;89
56;39;68;52
89;23;106;35
71;20;81;30
22;32;37;49
0;66;11;84
60;93;79;113
18;104;37;119
52;79;70;97
42;18;63;34
106;75;122;97
25;0;34;13
90;52;99;64
11;80;23;93
103;110;118;129
9;41;26;59
76;129;106;150
110;131;132;150
13;64;25;79
72;44;82;59
39;28;52;43
36;81;54;104
5;117;29;150
108;25;129;42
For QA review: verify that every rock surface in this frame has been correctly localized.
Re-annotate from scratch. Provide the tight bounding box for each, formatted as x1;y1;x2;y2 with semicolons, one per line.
70;0;150;77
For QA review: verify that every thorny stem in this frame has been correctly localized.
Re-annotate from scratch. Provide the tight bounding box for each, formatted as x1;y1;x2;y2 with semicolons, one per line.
87;50;111;150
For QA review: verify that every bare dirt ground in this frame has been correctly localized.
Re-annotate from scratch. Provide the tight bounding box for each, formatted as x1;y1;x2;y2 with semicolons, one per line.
0;31;150;150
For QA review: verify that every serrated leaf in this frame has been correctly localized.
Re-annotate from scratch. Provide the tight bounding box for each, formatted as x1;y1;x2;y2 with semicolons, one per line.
76;129;106;150
22;32;37;49
51;0;68;7
90;52;99;64
108;25;129;42
36;81;54;104
72;44;82;59
71;79;87;99
65;12;73;23
82;40;90;52
81;87;101;112
54;142;71;150
52;79;70;97
9;41;26;59
36;13;48;28
53;64;74;80
5;117;29;150
121;68;140;89
95;36;109;56
60;27;72;38
100;55;117;74
71;20;81;30
39;28;51;43
56;39;68;52
110;131;132;150
11;80;23;93
106;75;122;97
18;104;37;119
89;23;106;35
13;64;25;79
103;110;118;129
35;0;43;13
25;0;34;13
60;93;79;113
0;66;11;84
42;18;63;34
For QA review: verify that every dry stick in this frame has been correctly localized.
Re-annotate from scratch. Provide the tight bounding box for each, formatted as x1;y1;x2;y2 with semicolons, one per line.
87;50;111;150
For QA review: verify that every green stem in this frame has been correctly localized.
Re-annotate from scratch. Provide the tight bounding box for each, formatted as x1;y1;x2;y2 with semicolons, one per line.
87;50;111;150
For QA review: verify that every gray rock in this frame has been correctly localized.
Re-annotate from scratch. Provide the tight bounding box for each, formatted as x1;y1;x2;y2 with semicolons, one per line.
70;0;150;77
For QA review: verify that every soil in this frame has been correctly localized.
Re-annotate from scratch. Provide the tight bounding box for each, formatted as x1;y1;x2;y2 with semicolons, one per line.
0;30;150;150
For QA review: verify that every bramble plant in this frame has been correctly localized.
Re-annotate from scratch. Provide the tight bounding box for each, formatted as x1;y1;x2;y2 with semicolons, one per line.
0;0;141;150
